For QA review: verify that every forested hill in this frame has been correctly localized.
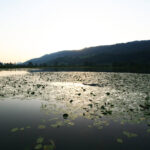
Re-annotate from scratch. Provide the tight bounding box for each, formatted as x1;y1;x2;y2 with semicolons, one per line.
24;40;150;67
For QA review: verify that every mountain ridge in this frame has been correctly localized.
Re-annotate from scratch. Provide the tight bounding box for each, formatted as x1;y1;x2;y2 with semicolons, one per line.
24;40;150;66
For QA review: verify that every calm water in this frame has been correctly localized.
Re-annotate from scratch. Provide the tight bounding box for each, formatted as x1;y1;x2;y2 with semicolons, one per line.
0;70;150;150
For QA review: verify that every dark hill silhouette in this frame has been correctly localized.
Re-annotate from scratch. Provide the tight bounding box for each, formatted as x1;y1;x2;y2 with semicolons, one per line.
24;40;150;67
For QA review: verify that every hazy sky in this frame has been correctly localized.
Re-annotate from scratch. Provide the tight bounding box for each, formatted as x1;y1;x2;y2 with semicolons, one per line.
0;0;150;63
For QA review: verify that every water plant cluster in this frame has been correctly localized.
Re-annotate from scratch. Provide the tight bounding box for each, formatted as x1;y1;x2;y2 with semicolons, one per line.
1;71;150;149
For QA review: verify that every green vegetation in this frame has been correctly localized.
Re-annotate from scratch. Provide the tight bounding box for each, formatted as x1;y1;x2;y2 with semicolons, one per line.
123;131;138;138
1;40;150;73
20;127;25;131
38;125;46;129
11;128;19;132
36;137;44;144
2;71;150;149
34;144;42;150
147;129;150;133
1;63;150;73
116;138;123;143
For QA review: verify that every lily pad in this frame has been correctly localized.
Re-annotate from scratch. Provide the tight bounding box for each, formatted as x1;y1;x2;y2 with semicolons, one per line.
43;140;55;150
11;128;18;132
38;125;46;129
51;121;63;128
34;144;42;150
63;113;69;119
36;137;44;144
123;131;138;138
66;121;74;126
43;145;54;150
20;127;24;131
88;125;92;128
48;118;58;122
117;138;123;143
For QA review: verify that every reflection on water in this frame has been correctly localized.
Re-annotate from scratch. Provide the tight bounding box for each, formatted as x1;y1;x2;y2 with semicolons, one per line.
0;70;28;76
0;98;150;150
0;71;150;150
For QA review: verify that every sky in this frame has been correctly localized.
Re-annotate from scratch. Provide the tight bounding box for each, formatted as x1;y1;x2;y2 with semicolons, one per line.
0;0;150;63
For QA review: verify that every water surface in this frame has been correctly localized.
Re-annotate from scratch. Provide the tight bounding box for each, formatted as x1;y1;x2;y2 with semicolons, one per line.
0;70;150;150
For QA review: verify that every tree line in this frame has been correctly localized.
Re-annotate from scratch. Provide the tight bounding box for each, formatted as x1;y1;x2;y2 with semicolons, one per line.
0;61;150;73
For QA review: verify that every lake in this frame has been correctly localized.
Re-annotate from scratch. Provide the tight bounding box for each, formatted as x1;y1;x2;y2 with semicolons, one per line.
0;70;150;150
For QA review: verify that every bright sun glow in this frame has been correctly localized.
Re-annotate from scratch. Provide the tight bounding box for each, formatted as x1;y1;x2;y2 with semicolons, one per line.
0;0;150;63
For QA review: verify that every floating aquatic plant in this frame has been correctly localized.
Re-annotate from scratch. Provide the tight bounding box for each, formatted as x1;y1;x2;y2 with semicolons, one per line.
1;71;150;139
64;120;75;126
117;138;123;143
88;125;92;128
38;125;46;129
43;145;54;150
51;121;63;128
123;131;138;138
11;128;18;132
43;140;55;150
48;118;58;122
36;137;44;144
67;121;74;126
70;100;73;103
63;113;69;119
34;144;42;150
20;127;24;131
